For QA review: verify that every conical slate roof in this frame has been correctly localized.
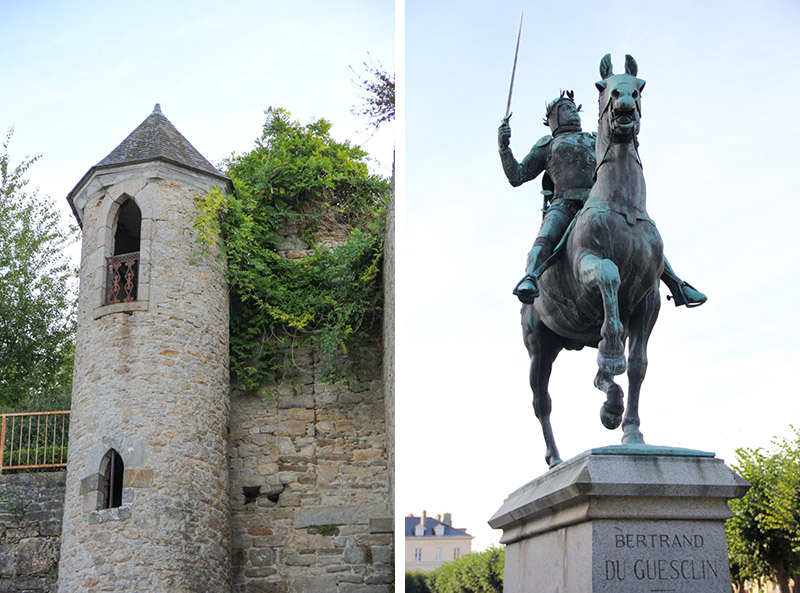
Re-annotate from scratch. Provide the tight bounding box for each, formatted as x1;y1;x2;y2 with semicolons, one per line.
66;104;230;225
96;103;221;176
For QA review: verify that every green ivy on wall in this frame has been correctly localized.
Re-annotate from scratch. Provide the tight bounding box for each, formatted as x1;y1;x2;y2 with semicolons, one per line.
196;107;390;391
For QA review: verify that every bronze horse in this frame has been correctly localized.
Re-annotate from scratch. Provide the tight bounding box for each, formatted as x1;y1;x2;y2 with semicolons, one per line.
522;54;663;468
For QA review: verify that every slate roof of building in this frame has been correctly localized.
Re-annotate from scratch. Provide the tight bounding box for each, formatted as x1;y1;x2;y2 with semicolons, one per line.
94;104;222;177
66;104;231;225
405;515;472;538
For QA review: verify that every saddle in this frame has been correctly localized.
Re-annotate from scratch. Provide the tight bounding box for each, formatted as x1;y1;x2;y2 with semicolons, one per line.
533;203;656;278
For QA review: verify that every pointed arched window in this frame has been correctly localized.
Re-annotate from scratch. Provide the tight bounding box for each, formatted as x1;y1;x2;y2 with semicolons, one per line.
106;199;141;304
99;448;125;509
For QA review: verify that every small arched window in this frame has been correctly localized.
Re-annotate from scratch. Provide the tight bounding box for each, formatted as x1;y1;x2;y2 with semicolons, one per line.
106;199;141;304
99;448;125;509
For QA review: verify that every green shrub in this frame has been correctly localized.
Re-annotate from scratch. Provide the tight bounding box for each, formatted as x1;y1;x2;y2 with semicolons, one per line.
2;445;68;470
426;546;504;593
195;107;390;390
405;571;432;593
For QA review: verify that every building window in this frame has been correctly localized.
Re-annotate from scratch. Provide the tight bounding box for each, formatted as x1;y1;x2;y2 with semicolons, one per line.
414;524;425;537
434;548;442;562
99;448;124;509
414;548;422;562
106;198;141;304
434;524;445;536
454;547;461;560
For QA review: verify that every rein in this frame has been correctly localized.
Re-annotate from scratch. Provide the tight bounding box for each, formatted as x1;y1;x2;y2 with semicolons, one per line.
594;94;642;178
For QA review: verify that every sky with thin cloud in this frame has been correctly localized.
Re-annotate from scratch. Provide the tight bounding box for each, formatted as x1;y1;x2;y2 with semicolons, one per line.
401;0;800;551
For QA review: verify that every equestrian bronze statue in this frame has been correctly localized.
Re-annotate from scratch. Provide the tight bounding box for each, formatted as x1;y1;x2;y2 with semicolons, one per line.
498;54;706;468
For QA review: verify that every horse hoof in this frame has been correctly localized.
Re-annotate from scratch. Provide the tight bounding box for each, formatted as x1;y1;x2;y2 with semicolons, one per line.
600;386;624;429
622;426;644;444
600;407;622;430
547;456;563;469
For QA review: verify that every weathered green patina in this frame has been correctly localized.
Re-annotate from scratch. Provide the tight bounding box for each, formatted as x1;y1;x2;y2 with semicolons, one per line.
500;55;708;468
499;95;705;307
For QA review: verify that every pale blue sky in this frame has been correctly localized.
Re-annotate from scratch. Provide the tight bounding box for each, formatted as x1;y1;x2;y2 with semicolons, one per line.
401;0;800;550
0;0;395;228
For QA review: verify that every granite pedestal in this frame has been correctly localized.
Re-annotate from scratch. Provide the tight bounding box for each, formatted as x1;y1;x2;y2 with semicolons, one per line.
489;445;749;593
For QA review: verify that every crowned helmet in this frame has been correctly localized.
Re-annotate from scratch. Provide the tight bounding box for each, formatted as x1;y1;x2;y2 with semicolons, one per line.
544;90;582;135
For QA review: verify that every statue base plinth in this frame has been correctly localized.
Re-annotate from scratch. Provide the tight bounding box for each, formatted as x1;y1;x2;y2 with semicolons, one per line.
489;446;748;593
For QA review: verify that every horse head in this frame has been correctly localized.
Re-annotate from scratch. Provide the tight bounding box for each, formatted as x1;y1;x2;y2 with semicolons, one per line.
596;54;646;143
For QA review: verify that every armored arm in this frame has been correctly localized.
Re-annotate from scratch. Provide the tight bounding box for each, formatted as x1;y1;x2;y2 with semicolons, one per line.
498;120;548;187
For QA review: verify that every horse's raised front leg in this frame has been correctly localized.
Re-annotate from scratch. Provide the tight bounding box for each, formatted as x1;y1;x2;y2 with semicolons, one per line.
622;287;660;444
524;311;562;468
577;253;627;429
577;254;626;376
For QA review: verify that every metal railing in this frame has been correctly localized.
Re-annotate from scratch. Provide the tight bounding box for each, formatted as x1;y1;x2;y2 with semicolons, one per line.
106;251;140;304
0;411;70;473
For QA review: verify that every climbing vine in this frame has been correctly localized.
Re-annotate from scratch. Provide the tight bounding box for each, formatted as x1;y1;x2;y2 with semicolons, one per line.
196;107;389;390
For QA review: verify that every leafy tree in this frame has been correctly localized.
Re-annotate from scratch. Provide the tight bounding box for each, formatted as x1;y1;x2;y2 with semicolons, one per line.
0;129;77;411
351;55;395;132
195;108;389;390
405;571;432;593
426;547;505;593
726;429;800;593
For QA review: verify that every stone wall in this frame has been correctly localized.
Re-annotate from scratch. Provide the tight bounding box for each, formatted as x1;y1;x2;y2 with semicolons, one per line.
228;342;393;593
383;176;395;514
224;195;395;593
0;472;65;593
59;165;231;593
6;168;393;593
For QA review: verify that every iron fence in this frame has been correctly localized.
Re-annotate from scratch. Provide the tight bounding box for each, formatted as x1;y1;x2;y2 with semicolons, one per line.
0;411;70;473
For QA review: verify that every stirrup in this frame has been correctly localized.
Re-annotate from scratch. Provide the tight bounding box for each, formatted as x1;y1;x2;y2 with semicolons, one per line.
667;281;707;308
513;275;539;304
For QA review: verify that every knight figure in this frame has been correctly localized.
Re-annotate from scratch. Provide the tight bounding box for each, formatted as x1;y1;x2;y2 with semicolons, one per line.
498;90;706;308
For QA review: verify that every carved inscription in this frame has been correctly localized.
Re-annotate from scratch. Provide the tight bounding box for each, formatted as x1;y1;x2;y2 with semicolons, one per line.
593;522;730;593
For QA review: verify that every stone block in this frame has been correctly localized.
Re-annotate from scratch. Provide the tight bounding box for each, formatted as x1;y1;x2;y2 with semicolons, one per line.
282;553;314;567
1;575;53;592
88;505;131;525
248;548;275;567
244;567;278;578
369;517;393;533
123;468;153;488
15;537;58;575
294;504;386;528
121;487;135;505
490;447;749;593
318;555;344;566
39;519;62;537
79;473;101;495
246;579;287;593
343;546;371;564
337;574;365;584
0;544;15;576
370;545;392;564
365;573;394;585
339;585;389;593
290;575;337;593
232;532;253;550
276;395;314;409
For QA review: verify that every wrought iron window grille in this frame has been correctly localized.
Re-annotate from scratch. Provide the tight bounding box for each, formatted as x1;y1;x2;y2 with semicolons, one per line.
106;251;140;305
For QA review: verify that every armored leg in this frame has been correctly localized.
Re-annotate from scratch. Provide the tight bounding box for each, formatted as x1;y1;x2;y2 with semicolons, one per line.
513;201;575;304
660;257;707;307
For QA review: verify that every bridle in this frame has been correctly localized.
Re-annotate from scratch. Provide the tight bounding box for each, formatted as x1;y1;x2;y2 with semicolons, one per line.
594;81;643;177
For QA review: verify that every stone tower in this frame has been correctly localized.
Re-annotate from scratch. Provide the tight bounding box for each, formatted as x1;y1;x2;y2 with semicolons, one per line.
59;105;233;592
